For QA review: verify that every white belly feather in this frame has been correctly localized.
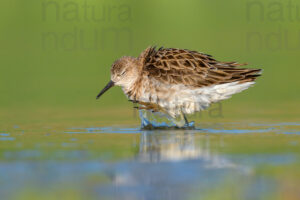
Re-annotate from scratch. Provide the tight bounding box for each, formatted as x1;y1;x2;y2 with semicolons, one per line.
136;79;255;118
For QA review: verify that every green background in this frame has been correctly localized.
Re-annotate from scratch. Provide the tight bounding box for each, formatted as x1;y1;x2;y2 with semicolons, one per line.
1;1;300;199
1;0;299;123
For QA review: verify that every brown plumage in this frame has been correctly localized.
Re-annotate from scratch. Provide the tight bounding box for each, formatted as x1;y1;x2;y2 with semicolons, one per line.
139;46;261;87
96;46;262;126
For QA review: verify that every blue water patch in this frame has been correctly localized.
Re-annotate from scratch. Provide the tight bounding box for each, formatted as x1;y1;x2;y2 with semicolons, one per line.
0;137;15;141
3;150;41;159
65;127;141;134
198;127;275;134
226;154;296;166
0;133;14;141
282;131;300;135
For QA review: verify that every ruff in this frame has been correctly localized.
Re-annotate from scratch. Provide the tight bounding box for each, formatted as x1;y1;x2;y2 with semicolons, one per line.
97;46;262;119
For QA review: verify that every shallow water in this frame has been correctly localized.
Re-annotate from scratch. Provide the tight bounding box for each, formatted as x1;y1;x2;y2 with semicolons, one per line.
1;121;300;200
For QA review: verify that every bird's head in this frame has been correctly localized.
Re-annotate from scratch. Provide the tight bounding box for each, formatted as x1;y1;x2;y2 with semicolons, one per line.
96;56;139;99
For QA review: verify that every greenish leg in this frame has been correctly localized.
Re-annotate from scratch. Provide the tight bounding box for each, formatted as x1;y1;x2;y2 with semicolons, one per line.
182;113;189;126
171;109;189;128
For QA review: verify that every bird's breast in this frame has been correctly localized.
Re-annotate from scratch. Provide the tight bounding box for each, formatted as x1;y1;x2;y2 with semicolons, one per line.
122;77;158;103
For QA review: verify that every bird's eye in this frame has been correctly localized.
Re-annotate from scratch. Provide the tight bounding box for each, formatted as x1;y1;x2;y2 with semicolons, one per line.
121;71;126;76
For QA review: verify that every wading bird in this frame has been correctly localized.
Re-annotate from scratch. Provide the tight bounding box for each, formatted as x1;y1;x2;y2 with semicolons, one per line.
96;47;261;127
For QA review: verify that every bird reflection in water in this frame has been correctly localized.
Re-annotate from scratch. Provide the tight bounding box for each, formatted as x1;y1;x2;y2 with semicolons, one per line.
137;130;242;170
110;130;252;200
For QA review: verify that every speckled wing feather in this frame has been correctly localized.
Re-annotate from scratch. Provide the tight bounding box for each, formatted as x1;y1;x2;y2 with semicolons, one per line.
139;46;261;87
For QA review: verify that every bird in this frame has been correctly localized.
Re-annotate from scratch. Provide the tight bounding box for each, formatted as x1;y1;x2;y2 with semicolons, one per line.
96;46;262;127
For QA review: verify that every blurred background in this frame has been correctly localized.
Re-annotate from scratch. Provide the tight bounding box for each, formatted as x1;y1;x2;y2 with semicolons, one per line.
1;1;300;200
1;0;299;125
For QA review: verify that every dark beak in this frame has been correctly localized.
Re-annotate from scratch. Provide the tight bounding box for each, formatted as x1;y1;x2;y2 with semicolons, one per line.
96;80;115;99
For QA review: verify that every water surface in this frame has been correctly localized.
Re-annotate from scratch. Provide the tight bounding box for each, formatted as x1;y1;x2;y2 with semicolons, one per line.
1;121;300;200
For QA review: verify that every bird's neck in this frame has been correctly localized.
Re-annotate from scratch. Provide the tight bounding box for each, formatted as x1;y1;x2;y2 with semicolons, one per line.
121;60;143;100
121;75;139;92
